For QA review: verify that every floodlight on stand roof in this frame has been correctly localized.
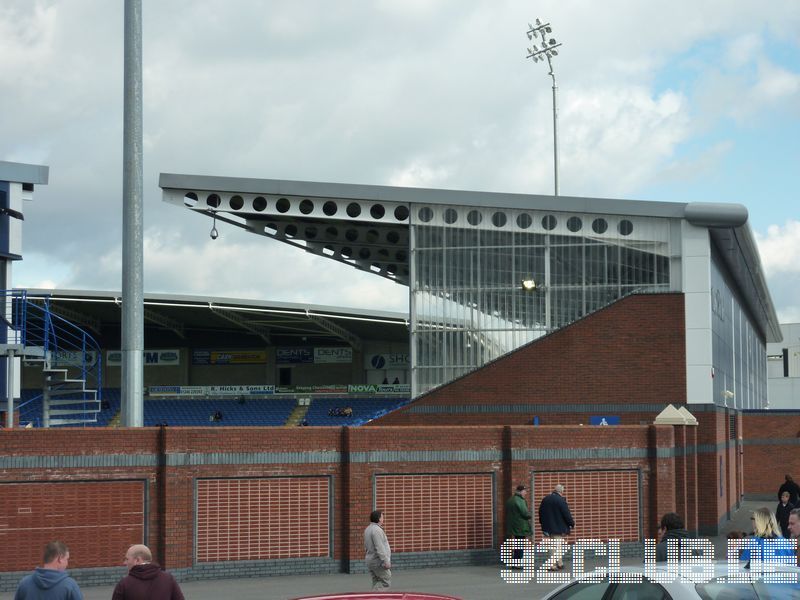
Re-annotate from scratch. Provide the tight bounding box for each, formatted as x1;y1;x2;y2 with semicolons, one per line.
525;17;563;196
521;279;537;292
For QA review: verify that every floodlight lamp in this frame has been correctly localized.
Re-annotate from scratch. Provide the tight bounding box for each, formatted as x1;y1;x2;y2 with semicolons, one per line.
549;38;557;45
536;18;542;26
551;49;558;56
521;279;537;292
545;26;552;33
527;30;533;40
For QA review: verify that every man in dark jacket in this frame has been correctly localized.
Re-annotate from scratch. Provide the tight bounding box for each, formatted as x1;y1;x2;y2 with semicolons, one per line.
538;484;575;570
505;484;532;564
112;545;184;600
14;541;83;600
655;512;694;562
778;475;800;506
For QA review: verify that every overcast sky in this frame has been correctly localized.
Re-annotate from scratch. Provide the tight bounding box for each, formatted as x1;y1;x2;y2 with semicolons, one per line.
1;0;799;323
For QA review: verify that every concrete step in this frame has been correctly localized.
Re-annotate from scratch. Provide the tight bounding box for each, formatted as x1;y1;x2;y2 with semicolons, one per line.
47;400;101;408
48;407;101;416
48;417;98;426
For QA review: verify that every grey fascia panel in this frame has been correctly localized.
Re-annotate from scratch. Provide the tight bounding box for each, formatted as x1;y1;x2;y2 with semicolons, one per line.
22;287;408;324
0;161;49;185
160;173;689;219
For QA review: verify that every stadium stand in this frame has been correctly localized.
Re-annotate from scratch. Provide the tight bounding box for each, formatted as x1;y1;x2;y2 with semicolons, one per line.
142;397;297;426
17;389;409;427
303;396;410;426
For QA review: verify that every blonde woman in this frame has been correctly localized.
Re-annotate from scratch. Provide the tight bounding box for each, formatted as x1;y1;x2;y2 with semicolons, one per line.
741;506;793;563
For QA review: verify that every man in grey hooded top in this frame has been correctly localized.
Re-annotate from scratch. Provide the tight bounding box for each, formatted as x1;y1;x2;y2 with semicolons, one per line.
15;541;83;600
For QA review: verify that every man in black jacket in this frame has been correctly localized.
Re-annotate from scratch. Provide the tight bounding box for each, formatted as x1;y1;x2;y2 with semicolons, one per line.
655;512;694;562
538;484;575;571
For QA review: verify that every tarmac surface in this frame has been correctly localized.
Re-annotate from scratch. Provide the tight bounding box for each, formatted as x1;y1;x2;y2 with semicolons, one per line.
9;500;768;600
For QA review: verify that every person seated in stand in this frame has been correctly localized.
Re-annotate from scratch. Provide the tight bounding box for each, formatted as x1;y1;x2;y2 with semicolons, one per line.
343;407;353;417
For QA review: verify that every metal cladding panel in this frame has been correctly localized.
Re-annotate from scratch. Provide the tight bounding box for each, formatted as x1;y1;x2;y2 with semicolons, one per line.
533;470;640;543
196;476;331;562
375;473;494;552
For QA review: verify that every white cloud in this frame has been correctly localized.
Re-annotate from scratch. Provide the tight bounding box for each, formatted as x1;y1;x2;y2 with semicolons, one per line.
3;0;800;322
756;221;800;275
756;220;800;324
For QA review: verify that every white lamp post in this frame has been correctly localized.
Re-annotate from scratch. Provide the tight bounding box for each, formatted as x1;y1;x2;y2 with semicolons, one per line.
526;19;562;196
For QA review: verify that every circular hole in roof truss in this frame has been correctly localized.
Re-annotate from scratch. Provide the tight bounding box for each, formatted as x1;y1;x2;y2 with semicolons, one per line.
345;229;358;242
323;201;338;216
230;195;244;210
359;248;371;260
346;203;362;218
299;199;314;215
341;247;353;259
418;207;433;222
592;218;608;234
252;196;267;211
618;219;633;236
394;206;409;221
467;210;482;226
370;204;386;219
386;231;400;244
567;216;582;232
276;198;291;213
184;192;198;207
305;226;318;239
492;212;507;227
516;213;532;229
444;208;458;224
542;215;557;230
207;194;221;208
325;226;338;239
366;229;380;243
284;224;298;238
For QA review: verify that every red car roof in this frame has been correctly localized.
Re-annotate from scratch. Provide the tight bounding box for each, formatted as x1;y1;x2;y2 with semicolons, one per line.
289;593;462;600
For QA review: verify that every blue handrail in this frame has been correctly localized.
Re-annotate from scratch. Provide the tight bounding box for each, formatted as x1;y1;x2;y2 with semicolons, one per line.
3;289;103;425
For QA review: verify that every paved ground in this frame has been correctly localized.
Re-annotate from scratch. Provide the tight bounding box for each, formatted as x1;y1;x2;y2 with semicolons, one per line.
7;501;768;600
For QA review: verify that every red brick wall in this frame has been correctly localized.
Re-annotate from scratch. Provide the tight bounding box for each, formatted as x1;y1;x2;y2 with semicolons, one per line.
0;423;678;576
377;293;686;426
742;412;800;498
0;480;145;571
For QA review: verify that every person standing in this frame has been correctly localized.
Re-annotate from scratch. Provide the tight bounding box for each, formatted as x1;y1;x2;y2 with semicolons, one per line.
14;541;83;600
655;512;694;562
112;544;184;600
505;484;532;564
538;484;575;571
787;508;800;565
777;491;795;539
778;475;800;506
364;510;391;590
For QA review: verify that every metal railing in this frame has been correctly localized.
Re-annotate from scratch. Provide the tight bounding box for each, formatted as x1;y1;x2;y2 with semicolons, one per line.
3;289;103;425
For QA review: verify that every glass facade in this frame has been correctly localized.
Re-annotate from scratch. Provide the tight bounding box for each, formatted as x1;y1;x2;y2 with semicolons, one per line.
710;252;767;409
411;203;674;395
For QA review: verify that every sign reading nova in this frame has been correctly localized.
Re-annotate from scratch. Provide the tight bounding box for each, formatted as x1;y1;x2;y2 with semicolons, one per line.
106;349;180;367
